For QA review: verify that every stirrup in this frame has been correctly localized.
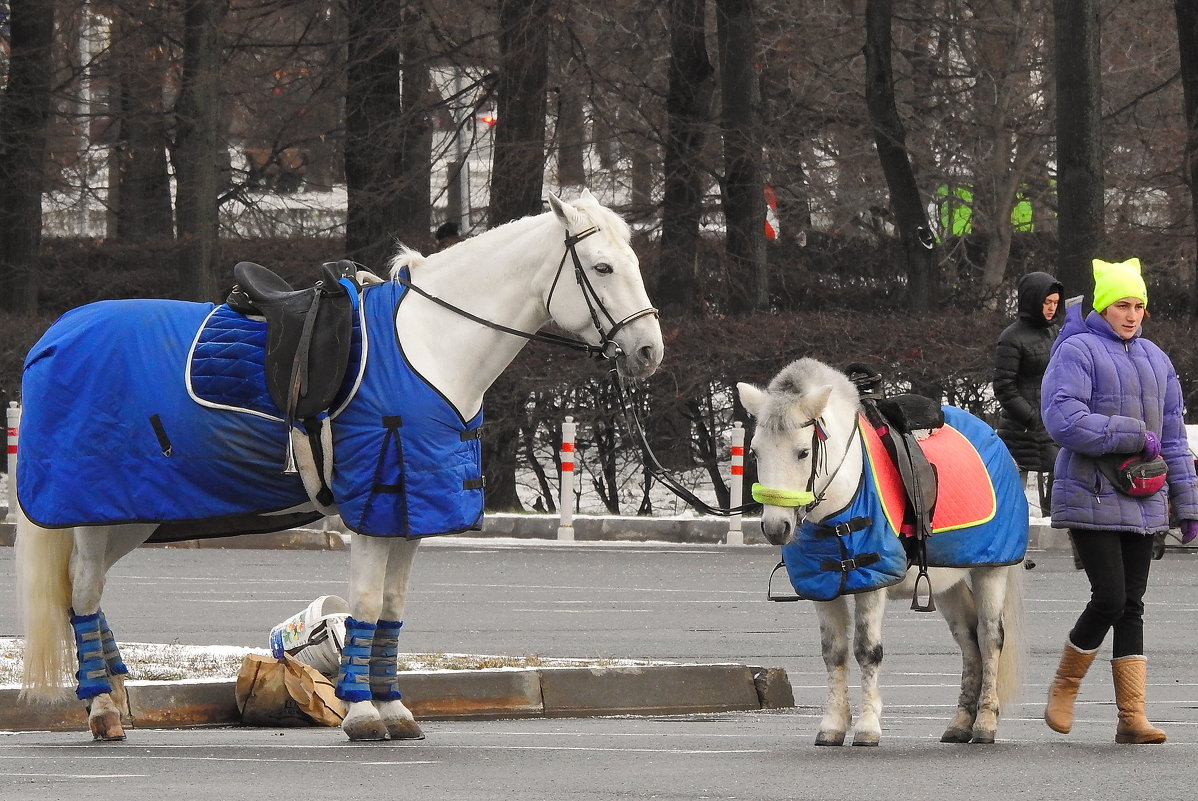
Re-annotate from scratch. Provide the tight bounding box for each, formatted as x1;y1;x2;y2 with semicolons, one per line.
910;569;936;612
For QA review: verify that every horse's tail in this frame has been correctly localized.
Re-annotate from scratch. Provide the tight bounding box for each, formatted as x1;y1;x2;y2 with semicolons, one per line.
996;562;1026;709
15;514;76;701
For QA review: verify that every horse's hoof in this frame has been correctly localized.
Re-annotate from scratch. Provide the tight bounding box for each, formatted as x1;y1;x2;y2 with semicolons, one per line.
940;727;973;743
815;731;846;746
344;718;389;741
89;712;126;741
971;732;996;745
852;736;880;747
384;718;425;741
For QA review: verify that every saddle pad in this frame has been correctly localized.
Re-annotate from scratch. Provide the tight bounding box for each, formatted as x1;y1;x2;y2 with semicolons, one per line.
187;305;365;420
187;306;278;418
862;414;996;534
781;405;1028;599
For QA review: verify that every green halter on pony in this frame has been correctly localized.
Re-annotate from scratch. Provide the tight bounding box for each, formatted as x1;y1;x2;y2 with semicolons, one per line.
750;416;831;510
751;484;815;508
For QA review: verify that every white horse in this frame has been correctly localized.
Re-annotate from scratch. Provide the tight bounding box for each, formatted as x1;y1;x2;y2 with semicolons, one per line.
17;189;663;742
738;358;1025;746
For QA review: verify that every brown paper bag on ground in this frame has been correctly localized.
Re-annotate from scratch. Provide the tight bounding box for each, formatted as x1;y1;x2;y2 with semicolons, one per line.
235;653;347;727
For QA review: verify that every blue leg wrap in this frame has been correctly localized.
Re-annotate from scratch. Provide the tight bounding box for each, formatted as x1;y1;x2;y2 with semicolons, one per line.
70;610;112;700
97;610;128;676
370;619;403;701
335;617;376;703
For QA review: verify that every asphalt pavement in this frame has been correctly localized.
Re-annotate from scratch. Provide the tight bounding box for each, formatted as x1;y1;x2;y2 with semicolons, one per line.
1;534;1197;800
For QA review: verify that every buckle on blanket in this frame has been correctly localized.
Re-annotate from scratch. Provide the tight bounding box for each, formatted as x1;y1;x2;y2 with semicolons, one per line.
819;552;881;573
814;516;871;538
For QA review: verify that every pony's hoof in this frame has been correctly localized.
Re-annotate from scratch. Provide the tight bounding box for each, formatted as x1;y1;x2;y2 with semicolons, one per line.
940;727;973;743
852;735;880;747
815;731;846;746
970;732;996;744
384;718;425;741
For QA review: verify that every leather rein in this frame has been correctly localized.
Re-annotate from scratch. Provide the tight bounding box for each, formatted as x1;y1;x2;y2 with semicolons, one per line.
393;225;658;360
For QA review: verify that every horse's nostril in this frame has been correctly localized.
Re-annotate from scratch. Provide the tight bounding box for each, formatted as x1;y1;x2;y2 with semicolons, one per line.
638;344;659;366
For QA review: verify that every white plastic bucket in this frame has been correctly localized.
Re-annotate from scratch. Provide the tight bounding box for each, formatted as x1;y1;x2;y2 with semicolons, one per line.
268;595;350;678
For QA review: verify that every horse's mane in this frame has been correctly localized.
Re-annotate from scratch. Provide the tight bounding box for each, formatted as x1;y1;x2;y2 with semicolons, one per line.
759;357;860;432
388;245;426;278
386;193;630;281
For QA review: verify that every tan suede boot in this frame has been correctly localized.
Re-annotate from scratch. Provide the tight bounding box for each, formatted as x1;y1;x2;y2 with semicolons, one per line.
1044;641;1098;733
1112;656;1167;744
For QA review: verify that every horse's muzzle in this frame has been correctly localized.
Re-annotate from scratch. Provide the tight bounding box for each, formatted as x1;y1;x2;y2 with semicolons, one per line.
615;341;663;380
760;507;797;546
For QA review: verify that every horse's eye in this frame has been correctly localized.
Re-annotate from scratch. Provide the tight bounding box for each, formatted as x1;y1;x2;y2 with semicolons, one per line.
593;262;614;275
796;448;811;460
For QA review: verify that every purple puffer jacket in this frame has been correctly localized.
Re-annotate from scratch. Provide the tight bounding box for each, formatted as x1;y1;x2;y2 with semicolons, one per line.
1041;302;1198;534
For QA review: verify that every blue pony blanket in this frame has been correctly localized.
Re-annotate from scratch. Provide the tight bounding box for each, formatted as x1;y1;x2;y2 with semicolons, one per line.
18;281;484;541
780;406;1028;601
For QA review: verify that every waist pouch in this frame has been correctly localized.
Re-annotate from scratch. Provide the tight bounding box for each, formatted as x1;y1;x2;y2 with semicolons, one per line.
1097;454;1167;497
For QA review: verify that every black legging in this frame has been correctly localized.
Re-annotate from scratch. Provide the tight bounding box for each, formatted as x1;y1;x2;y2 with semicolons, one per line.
1068;529;1156;657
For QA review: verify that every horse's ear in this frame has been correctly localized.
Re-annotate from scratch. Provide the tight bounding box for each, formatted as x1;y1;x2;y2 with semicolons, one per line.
737;382;767;418
799;384;834;419
547;192;571;225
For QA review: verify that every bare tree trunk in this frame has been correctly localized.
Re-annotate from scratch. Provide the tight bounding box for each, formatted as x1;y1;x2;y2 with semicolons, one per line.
489;0;550;225
395;5;433;250
556;59;587;188
483;0;552;512
174;0;228;303
0;0;56;313
863;0;940;312
113;3;174;240
345;0;403;267
658;0;714;316
1177;0;1198;316
716;0;767;314
1054;0;1103;306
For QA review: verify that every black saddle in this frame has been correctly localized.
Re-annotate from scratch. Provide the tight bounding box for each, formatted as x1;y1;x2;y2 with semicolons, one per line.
226;260;360;422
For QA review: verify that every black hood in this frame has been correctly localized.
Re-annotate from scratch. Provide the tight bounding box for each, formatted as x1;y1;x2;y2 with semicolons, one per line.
1016;271;1063;327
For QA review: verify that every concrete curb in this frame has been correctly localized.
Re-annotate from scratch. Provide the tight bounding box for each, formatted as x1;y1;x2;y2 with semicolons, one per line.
0;662;794;732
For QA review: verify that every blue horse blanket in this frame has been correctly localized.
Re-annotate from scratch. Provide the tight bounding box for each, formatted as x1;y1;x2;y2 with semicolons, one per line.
18;281;484;540
780;406;1028;601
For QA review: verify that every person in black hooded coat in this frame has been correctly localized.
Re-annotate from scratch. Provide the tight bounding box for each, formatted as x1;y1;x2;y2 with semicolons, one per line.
994;271;1063;505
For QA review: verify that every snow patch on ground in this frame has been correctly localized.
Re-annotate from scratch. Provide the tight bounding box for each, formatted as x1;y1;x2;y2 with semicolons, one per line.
0;637;662;688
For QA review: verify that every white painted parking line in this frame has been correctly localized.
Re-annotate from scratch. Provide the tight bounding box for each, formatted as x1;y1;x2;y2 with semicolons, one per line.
5;773;148;779
0;754;439;766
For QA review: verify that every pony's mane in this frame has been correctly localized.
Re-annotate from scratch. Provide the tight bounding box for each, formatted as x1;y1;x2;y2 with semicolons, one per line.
386;193;629;280
759;357;860;432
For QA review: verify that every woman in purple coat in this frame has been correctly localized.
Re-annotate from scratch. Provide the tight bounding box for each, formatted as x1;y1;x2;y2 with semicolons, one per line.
1040;257;1198;744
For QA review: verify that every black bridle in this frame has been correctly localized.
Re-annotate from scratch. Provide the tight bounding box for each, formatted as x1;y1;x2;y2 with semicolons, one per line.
395;225;658;361
796;417;861;515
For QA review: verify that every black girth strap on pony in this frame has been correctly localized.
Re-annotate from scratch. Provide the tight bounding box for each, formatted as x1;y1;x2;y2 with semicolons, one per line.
858;386;943;612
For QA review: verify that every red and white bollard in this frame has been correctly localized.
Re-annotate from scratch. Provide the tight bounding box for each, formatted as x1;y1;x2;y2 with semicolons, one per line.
557;416;576;541
726;422;746;545
6;402;20;524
